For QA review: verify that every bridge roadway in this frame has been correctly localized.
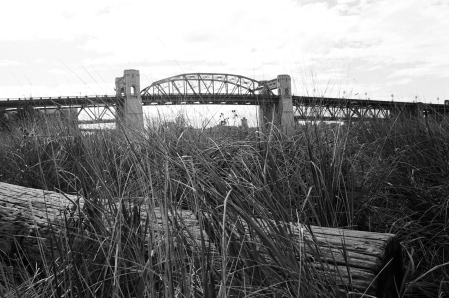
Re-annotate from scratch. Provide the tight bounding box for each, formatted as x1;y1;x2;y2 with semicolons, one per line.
0;94;277;109
0;94;447;120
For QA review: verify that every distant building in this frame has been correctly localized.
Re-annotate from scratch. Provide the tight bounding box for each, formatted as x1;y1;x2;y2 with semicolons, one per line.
232;110;239;126
241;117;248;129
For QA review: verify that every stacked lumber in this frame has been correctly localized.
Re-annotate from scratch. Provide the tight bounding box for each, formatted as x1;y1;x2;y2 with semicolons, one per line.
0;182;403;297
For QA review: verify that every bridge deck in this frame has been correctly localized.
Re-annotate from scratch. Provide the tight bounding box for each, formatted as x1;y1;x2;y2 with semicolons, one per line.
1;95;447;119
0;94;279;110
0;95;446;108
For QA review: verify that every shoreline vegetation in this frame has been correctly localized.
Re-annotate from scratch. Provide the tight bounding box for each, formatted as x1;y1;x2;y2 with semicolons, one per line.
0;111;448;297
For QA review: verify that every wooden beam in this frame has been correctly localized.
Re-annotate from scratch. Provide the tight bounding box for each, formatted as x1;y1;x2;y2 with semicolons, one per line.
0;182;403;297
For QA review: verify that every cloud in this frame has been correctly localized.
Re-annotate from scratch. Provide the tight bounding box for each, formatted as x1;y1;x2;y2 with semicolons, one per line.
95;7;112;16
387;77;413;86
0;0;448;101
0;60;25;66
48;68;67;75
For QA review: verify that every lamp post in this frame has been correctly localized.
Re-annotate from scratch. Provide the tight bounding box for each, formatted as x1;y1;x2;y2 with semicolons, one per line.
391;94;394;102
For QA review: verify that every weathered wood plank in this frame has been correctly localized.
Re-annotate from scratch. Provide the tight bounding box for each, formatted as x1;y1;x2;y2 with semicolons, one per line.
0;182;403;297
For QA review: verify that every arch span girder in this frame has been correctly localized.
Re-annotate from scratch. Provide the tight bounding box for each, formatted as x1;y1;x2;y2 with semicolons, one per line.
141;73;271;98
147;78;255;95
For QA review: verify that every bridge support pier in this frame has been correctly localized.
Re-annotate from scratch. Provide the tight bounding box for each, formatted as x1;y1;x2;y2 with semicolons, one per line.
278;75;294;132
258;101;276;129
258;74;294;133
59;108;78;124
115;69;144;131
415;103;425;118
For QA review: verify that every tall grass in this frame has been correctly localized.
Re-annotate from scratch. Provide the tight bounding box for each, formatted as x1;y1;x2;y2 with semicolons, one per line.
351;118;449;297
0;113;448;297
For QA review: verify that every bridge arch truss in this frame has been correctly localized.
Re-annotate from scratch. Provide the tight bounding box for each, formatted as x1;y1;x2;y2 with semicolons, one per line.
140;73;277;105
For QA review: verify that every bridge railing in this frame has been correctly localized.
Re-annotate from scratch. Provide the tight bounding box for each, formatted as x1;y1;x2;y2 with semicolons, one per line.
0;95;116;101
142;94;279;105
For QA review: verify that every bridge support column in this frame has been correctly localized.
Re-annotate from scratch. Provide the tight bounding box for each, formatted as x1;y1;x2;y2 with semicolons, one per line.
258;74;294;133
60;108;78;124
415;103;424;118
277;75;294;133
115;69;144;131
258;102;277;130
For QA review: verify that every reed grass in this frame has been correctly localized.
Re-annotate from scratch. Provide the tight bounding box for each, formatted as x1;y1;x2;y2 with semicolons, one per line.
0;112;448;297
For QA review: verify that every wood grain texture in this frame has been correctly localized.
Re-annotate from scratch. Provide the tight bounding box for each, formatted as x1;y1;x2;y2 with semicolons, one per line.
0;182;402;297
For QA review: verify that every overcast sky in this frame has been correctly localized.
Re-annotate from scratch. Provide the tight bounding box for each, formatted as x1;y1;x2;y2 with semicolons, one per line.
1;0;448;108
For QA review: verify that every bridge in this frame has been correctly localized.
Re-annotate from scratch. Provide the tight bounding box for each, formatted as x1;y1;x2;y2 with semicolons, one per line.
1;70;448;131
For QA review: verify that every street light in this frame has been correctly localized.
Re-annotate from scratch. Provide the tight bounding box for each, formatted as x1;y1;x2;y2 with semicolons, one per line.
391;94;394;102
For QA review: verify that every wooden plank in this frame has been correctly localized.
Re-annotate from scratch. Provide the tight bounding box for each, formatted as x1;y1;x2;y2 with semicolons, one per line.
0;182;402;297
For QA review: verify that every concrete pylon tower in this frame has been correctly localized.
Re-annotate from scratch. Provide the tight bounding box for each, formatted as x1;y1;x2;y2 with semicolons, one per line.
115;69;144;131
277;75;294;132
258;74;294;133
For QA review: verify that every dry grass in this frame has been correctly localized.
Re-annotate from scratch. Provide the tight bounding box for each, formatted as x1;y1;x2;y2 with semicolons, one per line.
0;113;448;297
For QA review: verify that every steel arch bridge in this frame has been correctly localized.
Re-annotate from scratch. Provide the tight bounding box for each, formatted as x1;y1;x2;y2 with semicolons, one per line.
141;73;279;105
0;71;448;125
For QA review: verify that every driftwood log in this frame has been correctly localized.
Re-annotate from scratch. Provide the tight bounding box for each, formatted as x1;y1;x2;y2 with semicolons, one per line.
0;182;403;297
